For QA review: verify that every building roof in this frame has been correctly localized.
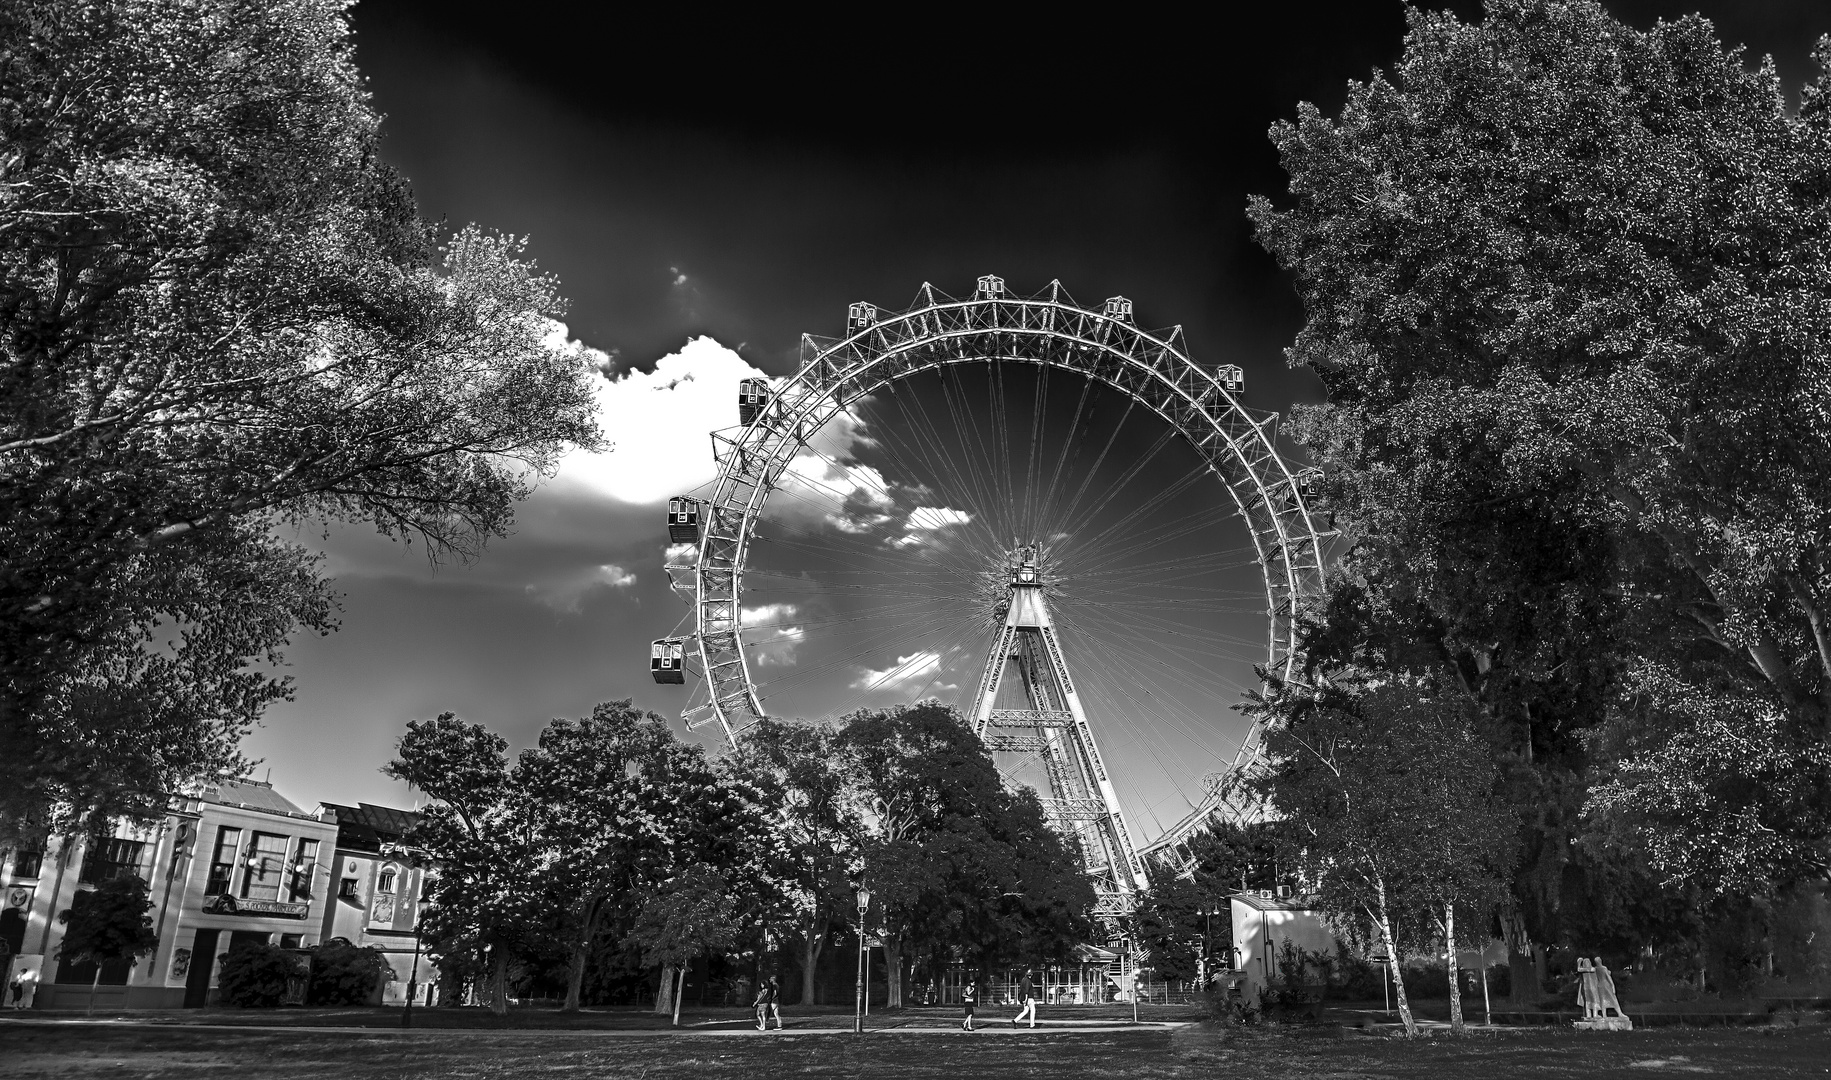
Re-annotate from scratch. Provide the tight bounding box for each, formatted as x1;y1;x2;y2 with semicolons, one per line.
201;779;324;822
1230;890;1320;913
320;801;422;854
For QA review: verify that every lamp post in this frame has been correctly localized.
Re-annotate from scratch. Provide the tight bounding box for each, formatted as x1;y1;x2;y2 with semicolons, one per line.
853;886;871;1036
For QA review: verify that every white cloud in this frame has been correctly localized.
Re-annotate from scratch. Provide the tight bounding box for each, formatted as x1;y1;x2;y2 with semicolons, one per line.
906;506;972;530
664;543;697;564
743;602;803;667
851;651;944;693
542;320;617;375
555;336;766;505
890;505;974;548
775;453;897;533
523;562;636;613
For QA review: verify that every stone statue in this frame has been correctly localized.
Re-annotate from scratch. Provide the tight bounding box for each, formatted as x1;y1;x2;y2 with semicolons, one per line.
1591;958;1623;1018
1575;956;1598;1018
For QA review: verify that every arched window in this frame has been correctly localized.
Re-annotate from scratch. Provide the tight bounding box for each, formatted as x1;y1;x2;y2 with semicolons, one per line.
377;866;398;894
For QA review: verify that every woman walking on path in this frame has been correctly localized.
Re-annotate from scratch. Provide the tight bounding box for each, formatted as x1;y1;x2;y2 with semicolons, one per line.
1011;970;1037;1028
961;980;977;1031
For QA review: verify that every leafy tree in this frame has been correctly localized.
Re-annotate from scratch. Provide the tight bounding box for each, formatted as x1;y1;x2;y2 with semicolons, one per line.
218;941;299;1008
1252;677;1514;1035
0;0;604;842
1131;824;1273;984
55;873;158;1014
385;713;546;1015
514;700;776;1012
306;938;393;1006
833;703;1094;1001
628;867;740;1026
1247;0;1831;961
730;719;854;1006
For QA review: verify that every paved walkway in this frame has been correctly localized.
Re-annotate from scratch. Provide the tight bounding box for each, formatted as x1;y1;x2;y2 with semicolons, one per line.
0;1016;1187;1037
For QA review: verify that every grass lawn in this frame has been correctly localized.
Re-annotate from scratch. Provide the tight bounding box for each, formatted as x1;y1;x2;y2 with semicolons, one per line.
1;1010;1828;1078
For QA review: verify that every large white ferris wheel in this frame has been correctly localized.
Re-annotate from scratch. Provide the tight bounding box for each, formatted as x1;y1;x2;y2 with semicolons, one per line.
650;277;1329;914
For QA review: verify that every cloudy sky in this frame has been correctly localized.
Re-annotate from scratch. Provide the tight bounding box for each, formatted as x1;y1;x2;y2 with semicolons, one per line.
252;0;1831;833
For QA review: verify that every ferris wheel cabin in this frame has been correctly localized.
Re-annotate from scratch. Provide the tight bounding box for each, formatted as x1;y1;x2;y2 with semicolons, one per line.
1218;364;1245;395
738;377;769;426
650;638;686;684
666;497;700;543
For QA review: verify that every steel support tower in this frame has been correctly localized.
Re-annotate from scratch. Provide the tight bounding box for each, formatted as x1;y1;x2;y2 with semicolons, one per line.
969;554;1148;921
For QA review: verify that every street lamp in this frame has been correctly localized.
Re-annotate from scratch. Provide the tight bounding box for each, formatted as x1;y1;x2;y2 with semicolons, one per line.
854;886;872;1036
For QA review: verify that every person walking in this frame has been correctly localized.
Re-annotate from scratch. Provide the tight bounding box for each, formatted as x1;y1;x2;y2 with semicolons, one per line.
1011;969;1037;1028
960;979;977;1031
755;976;783;1030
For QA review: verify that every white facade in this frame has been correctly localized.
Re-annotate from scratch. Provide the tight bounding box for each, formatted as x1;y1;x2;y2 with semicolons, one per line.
316;803;434;1005
1;780;337;1008
1229;891;1339;1001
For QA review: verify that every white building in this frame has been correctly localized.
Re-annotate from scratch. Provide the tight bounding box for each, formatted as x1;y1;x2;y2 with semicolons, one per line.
1229;890;1339;1001
316;802;435;1005
2;780;337;1008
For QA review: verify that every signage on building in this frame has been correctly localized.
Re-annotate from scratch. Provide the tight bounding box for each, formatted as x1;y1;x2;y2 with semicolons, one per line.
201;894;308;919
5;886;30;909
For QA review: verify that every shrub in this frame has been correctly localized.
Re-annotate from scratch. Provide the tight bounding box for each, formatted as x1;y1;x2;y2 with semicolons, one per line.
218;943;299;1008
307;938;393;1005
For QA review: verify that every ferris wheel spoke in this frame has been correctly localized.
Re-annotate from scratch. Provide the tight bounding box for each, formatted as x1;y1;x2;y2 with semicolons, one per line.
1036;372;1095;536
876;375;1010;558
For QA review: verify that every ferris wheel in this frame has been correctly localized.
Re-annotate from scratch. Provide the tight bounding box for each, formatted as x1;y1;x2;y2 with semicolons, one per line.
649;277;1329;900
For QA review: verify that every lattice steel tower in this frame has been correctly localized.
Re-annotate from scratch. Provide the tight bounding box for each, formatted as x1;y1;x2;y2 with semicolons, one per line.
969;549;1148;920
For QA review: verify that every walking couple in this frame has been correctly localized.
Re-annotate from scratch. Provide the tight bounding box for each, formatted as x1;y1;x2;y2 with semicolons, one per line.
753;977;782;1030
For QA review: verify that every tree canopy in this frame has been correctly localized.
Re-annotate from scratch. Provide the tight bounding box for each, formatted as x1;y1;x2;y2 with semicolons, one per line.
0;0;603;840
1246;0;1831;1001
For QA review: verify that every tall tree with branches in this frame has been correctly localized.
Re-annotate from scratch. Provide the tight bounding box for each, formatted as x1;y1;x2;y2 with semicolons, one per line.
1248;0;1831;955
0;0;604;842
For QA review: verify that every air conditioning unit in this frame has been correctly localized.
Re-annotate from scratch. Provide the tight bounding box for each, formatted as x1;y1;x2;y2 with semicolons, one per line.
1277;885;1292;899
1258;889;1273;899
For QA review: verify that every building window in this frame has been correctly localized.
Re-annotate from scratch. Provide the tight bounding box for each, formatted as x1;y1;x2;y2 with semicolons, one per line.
377;868;397;894
78;838;146;885
10;851;42;879
241;832;289;901
338;877;359;900
206;826;242;896
289;839;318;903
279;933;303;949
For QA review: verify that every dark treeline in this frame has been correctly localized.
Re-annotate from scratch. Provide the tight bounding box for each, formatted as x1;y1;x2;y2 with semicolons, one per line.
388;701;1094;1013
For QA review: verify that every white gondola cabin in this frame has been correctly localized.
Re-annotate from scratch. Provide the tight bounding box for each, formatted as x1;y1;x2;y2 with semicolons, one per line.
1218;364;1245;395
666;497;700;544
738;377;769;426
847;302;877;332
1295;469;1321;503
1104;296;1134;321
976;275;1006;299
650;638;686;684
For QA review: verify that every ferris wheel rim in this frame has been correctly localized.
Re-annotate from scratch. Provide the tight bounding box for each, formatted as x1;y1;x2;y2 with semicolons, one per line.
673;279;1329;856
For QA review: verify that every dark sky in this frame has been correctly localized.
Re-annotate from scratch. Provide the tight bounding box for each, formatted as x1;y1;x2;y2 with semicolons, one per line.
254;0;1831;826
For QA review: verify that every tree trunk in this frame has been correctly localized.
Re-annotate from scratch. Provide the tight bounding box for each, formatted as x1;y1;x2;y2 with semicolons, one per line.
800;915;827;1006
654;964;678;1015
1445;902;1464;1034
1501;910;1540;1006
88;966;100;1016
1373;887;1416;1036
883;935;903;1009
489;948;509;1017
671;964;686;1027
563;942;588;1013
